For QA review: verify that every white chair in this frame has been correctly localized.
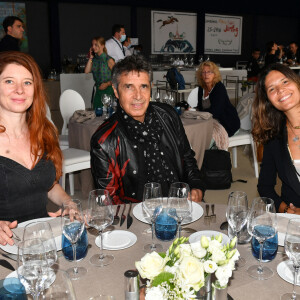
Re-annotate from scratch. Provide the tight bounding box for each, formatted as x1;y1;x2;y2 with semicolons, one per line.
59;89;85;150
61;148;91;196
228;129;259;178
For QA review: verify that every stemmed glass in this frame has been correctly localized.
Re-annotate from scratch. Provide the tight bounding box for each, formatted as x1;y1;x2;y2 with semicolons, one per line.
247;197;277;280
281;218;300;300
17;238;49;300
87;189;114;266
61;200;87;280
226;191;248;267
167;182;192;238
143;182;163;252
102;94;112;119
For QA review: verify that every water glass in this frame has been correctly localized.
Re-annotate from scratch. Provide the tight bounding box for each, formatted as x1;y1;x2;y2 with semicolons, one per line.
251;233;278;262
155;208;178;241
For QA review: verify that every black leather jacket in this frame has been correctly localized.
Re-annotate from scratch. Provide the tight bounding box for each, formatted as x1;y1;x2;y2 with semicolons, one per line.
91;102;206;204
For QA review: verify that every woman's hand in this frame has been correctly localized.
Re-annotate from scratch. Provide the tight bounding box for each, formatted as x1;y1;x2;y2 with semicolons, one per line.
287;203;300;215
0;220;18;246
89;47;94;59
191;189;203;203
99;82;111;90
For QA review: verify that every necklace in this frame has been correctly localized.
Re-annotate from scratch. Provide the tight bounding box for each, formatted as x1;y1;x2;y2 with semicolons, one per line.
287;119;300;129
287;119;300;144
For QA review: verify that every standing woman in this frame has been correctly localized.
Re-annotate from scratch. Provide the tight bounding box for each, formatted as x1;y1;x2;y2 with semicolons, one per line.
85;37;115;109
0;51;72;246
252;63;300;213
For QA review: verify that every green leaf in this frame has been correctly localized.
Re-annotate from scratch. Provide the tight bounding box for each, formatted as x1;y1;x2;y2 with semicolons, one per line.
159;252;166;258
152;272;174;287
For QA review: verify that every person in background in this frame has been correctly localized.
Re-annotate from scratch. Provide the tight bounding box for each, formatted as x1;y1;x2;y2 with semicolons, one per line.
85;36;115;109
187;61;240;137
105;24;126;62
90;55;205;204
252;63;300;213
246;48;261;82
122;36;134;57
287;41;300;65
0;16;24;52
264;41;283;66
0;51;72;246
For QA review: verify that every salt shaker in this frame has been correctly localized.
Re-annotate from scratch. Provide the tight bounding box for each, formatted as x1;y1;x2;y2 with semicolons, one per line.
124;270;140;300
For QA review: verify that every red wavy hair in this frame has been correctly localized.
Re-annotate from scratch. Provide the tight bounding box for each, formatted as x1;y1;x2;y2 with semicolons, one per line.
0;51;62;181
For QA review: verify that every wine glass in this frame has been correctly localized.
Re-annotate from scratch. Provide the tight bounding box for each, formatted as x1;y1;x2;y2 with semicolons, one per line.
62;200;87;280
226;191;248;267
167;182;192;238
42;269;76;299
247;197;277;280
102;94;112;119
281;218;300;300
87;189;114;266
17;238;49;300
143;182;163;252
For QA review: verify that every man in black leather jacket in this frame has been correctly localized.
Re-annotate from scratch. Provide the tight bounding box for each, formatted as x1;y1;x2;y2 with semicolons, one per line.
90;55;205;204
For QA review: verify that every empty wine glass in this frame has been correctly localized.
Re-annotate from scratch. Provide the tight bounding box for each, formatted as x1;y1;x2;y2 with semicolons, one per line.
17;238;49;300
143;182;163;252
62;200;87;280
247;197;277;280
87;189;114;266
226;191;248;267
102;94;112;119
167;182;192;238
154;91;160;102
281;218;300;300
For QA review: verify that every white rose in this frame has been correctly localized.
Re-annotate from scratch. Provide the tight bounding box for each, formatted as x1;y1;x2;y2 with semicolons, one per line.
164;265;177;275
145;286;166;300
208;239;223;253
211;248;226;264
178;244;192;260
190;242;207;259
215;264;232;287
203;260;218;273
135;252;168;280
179;256;204;290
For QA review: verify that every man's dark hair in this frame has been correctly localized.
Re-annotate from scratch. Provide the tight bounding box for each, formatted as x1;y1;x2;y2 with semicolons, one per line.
111;55;152;90
290;41;298;47
252;48;260;53
2;16;23;33
112;24;124;36
266;41;275;53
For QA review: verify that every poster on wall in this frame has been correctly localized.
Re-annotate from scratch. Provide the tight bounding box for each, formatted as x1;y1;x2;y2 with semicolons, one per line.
0;2;28;52
151;10;197;54
204;14;242;55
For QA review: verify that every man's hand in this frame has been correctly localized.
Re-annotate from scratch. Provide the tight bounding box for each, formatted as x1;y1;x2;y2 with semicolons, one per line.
48;209;62;218
287;203;300;215
0;220;17;246
99;82;108;90
191;189;203;203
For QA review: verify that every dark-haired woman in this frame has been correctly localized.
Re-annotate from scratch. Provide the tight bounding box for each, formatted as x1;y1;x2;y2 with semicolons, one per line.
252;63;300;213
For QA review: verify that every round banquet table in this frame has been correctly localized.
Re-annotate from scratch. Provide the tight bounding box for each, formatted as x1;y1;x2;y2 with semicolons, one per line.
0;203;298;299
67;113;213;196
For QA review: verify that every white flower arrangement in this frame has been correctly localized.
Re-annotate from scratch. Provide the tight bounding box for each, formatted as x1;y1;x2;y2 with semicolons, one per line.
135;235;239;300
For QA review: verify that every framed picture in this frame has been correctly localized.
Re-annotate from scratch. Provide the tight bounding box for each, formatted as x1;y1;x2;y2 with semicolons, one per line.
151;10;197;54
204;14;242;55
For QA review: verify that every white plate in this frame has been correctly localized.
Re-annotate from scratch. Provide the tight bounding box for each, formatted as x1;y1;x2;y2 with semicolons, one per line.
95;230;137;250
189;230;230;245
0;217;62;255
277;261;300;286
277;213;300;246
133;200;203;225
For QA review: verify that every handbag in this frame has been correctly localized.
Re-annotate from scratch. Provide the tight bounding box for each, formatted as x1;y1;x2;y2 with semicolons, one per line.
201;147;232;190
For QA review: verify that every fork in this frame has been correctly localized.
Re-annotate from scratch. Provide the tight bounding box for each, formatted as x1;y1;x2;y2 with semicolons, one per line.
112;205;121;225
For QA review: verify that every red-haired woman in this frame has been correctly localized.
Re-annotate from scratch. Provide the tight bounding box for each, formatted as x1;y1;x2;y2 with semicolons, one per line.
0;51;72;246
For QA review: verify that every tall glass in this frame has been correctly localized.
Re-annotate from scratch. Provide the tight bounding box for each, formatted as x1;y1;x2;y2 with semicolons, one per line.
62;200;87;280
247;197;277;280
281;218;300;300
143;182;163;252
226;191;248;267
87;189;114;266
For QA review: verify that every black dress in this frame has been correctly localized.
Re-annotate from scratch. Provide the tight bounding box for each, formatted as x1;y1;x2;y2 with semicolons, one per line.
0;156;56;223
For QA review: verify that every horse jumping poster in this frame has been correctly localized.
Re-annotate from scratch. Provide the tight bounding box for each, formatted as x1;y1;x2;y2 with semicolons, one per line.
151;10;197;54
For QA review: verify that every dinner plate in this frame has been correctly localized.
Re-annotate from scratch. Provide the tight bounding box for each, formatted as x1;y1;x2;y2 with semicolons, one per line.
277;213;300;246
277;261;300;286
0;217;62;255
95;230;137;250
189;230;230;245
133;201;203;225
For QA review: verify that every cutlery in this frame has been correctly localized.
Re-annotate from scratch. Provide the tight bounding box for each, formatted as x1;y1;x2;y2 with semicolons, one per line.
211;204;216;223
1;252;17;261
204;204;210;225
120;204;126;227
0;259;15;271
113;205;121;225
127;202;133;229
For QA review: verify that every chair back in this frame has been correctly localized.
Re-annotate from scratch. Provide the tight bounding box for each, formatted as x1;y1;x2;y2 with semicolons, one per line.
59;89;85;135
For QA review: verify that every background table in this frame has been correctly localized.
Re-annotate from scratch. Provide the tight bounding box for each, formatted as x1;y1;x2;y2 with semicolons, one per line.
68;114;213;196
0;204;297;299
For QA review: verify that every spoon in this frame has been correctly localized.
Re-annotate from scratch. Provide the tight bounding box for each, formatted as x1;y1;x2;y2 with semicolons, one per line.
112;205;121;225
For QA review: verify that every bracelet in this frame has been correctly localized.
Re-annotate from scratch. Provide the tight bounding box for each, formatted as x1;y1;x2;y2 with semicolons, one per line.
284;205;289;213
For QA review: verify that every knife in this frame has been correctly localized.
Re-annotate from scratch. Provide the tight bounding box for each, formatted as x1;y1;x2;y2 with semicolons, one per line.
127;202;133;229
120;204;126;226
0;259;15;271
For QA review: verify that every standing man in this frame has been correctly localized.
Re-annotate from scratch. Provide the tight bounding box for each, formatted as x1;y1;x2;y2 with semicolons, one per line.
0;16;24;52
105;24;126;62
246;48;261;82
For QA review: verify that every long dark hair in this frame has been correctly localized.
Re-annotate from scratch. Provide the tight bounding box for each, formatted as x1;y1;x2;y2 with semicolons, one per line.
252;63;300;144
